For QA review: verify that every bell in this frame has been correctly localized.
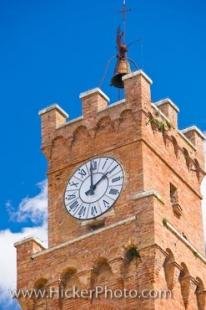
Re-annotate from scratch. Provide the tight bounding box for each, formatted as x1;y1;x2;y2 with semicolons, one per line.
111;58;131;88
110;27;131;88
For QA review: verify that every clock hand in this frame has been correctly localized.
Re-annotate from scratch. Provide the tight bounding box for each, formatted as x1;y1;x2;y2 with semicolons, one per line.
92;174;107;190
85;173;107;196
90;161;94;195
85;164;118;196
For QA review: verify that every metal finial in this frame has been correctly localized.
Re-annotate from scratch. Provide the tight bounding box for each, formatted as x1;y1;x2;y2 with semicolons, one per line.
120;0;131;42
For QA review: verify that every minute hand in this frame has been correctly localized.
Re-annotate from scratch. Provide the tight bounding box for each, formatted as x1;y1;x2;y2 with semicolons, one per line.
92;165;118;190
92;174;107;191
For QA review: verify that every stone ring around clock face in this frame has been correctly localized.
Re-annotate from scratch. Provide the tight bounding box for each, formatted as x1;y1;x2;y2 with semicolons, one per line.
64;156;124;220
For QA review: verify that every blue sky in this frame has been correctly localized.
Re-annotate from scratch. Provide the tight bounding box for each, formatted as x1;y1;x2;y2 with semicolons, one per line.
0;0;205;309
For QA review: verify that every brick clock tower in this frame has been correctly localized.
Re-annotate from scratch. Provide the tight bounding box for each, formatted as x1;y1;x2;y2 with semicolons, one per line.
15;69;206;309
15;18;206;310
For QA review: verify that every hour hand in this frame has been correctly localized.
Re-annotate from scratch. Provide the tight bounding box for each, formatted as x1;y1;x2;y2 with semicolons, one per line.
86;161;95;196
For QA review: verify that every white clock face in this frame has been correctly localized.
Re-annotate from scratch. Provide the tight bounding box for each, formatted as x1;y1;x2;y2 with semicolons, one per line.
64;157;124;220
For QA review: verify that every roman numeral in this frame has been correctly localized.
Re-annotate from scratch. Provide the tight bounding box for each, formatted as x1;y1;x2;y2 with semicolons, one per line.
103;200;110;208
91;160;97;170
78;206;86;217
78;169;86;178
91;206;98;216
69;200;79;211
69;181;79;188
109;188;119;195
66;194;76;200
112;176;121;183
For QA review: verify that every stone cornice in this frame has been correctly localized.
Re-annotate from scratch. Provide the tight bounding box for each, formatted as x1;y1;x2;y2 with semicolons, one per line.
14;237;46;249
155;98;180;113
38;104;69;119
122;70;153;85
182;126;206;140
132;190;164;204
79;88;110;103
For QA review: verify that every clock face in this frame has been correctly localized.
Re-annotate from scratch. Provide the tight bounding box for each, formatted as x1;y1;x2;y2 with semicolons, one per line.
64;157;124;220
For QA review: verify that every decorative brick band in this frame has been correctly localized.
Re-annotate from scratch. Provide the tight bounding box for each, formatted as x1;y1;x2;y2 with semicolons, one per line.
32;215;136;258
163;219;206;264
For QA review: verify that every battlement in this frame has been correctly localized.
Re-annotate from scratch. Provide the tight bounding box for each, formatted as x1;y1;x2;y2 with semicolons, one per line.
39;69;205;178
38;69;206;251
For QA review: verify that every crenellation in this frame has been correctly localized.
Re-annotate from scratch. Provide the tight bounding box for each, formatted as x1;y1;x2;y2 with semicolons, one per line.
39;72;205;183
39;104;69;160
182;126;206;165
123;70;152;112
155;98;179;128
144;103;205;191
80;88;109;127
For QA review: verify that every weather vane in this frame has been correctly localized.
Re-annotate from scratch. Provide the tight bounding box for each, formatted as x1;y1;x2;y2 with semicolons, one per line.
120;0;132;41
110;0;133;88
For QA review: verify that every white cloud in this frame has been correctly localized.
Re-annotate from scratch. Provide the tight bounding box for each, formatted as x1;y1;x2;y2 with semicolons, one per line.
7;180;48;224
0;180;48;308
